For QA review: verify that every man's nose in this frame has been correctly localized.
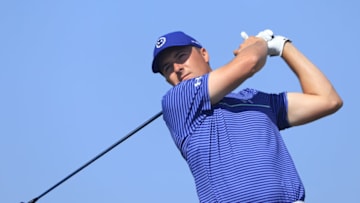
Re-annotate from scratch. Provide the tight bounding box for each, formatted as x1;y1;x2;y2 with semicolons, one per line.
173;63;183;73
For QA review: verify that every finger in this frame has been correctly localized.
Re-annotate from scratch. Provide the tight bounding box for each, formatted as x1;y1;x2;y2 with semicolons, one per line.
241;31;249;40
233;49;238;56
256;30;272;41
264;29;274;37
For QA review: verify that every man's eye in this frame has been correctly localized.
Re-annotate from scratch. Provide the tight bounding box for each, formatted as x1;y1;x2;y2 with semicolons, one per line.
176;53;190;63
162;64;172;73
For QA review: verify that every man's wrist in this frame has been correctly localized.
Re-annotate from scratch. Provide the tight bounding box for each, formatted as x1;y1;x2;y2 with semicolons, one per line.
281;41;295;59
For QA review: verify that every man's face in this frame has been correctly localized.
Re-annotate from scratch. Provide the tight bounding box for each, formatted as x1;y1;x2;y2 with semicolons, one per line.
155;46;211;86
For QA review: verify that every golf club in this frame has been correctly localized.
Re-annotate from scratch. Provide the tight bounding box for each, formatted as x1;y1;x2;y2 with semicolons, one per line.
22;111;163;203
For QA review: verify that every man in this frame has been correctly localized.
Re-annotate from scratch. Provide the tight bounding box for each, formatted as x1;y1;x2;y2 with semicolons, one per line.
151;30;342;202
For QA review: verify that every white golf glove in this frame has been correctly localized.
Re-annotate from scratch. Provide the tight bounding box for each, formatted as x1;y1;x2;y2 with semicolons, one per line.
241;29;291;57
267;35;291;57
240;29;273;41
256;29;274;42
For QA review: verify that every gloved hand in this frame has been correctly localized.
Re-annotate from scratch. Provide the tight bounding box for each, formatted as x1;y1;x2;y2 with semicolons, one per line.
241;29;273;41
267;35;291;57
256;29;274;42
241;29;291;57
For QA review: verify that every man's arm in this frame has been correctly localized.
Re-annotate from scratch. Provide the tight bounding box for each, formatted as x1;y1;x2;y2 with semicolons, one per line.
283;42;343;126
208;36;268;105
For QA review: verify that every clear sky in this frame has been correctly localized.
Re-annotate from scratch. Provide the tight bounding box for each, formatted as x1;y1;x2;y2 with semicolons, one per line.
1;1;358;202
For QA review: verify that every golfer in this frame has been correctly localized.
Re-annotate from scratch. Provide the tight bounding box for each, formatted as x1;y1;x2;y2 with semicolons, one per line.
151;30;342;202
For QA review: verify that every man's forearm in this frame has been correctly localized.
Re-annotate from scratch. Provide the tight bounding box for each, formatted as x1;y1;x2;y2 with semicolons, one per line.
208;38;267;105
282;42;336;97
282;42;343;120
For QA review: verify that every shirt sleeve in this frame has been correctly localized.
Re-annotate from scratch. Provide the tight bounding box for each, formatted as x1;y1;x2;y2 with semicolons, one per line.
234;88;291;131
161;74;211;152
268;91;291;130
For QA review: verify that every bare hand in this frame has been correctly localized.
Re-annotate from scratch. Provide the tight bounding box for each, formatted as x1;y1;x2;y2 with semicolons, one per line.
233;36;264;56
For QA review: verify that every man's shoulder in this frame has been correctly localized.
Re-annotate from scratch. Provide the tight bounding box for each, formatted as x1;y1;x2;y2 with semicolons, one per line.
163;74;209;98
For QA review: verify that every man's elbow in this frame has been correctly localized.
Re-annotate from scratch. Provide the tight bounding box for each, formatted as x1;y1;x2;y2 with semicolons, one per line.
327;95;343;114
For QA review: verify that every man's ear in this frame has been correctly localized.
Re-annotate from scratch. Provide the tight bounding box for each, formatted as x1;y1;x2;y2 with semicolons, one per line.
200;47;210;63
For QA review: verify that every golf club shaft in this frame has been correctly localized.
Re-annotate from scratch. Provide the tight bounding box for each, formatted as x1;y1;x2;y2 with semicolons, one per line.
24;111;163;203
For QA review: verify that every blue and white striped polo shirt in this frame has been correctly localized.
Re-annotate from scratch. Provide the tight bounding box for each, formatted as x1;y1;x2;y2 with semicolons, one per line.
162;73;305;202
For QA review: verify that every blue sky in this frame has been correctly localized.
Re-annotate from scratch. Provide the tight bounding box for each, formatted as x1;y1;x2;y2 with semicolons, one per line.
1;1;359;202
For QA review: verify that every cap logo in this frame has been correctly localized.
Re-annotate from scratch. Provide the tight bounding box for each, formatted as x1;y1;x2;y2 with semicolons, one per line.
191;40;201;46
156;37;166;48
